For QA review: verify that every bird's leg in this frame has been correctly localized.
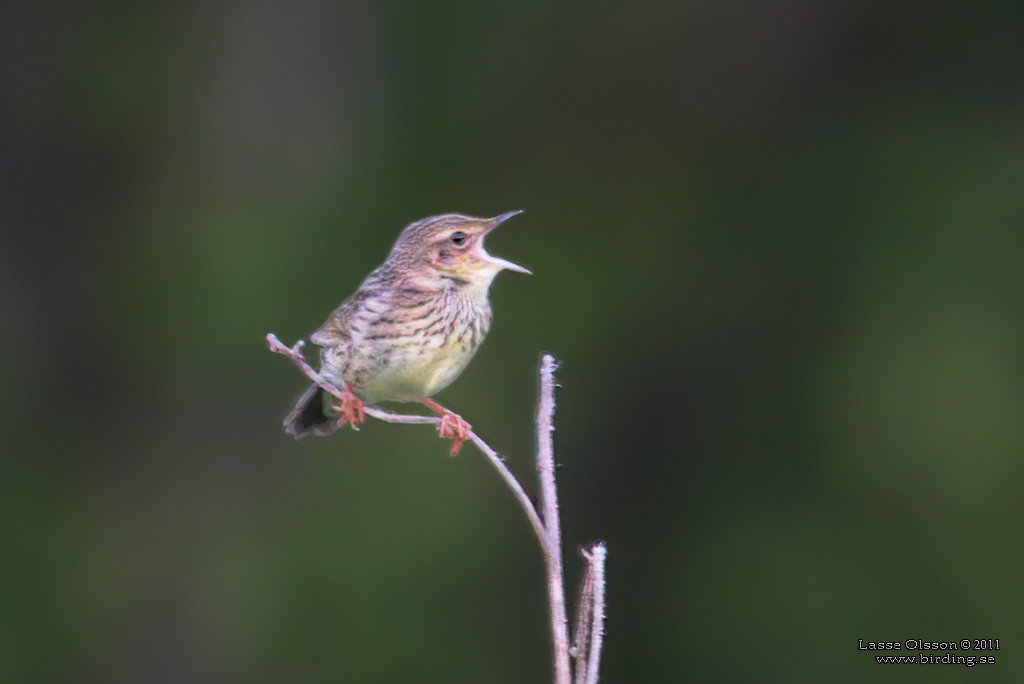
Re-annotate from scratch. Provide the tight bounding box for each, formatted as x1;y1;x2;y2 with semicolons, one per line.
331;381;366;430
420;397;471;455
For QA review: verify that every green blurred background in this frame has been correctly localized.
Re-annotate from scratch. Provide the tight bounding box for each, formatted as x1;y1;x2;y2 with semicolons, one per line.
3;1;1024;682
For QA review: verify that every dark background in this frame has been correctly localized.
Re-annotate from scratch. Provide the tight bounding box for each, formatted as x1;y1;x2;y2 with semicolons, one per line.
3;1;1023;682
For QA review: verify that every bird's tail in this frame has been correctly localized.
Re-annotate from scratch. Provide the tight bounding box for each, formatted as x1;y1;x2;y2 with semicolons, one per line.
284;384;339;439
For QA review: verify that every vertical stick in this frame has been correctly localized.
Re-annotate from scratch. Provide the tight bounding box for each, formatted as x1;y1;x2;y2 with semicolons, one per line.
581;543;607;684
537;354;571;684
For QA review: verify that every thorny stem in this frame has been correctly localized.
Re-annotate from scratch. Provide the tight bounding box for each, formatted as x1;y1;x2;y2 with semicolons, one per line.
267;334;604;683
536;355;571;684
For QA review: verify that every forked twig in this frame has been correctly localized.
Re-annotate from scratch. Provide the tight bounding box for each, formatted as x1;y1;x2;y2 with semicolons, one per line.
267;334;606;683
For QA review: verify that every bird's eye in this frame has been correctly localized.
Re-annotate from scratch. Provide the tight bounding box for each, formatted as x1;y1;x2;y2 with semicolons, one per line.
450;231;468;246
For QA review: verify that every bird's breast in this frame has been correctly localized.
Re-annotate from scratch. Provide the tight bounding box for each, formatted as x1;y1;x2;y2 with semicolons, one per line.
344;291;492;403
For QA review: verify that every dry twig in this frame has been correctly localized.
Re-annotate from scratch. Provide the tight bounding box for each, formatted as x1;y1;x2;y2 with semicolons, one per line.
268;334;606;683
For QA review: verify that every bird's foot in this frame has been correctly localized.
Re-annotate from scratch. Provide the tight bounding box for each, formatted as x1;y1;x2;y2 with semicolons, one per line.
420;397;472;455
331;383;366;430
438;412;472;455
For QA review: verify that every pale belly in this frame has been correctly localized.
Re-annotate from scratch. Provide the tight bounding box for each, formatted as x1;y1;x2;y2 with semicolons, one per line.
357;339;477;404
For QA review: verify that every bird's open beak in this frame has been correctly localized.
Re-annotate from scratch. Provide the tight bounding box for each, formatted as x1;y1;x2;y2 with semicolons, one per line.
482;210;531;274
489;255;532;274
490;209;524;226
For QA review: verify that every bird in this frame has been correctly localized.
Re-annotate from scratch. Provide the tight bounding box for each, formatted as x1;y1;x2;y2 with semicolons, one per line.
284;211;530;453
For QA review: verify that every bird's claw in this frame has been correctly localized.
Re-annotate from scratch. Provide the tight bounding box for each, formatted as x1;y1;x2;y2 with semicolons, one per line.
332;385;366;430
419;397;471;455
438;411;471;455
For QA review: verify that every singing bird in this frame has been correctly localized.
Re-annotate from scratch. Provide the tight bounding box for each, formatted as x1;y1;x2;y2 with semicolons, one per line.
284;211;530;453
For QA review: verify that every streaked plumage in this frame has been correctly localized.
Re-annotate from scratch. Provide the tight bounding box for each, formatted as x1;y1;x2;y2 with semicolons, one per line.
285;211;529;440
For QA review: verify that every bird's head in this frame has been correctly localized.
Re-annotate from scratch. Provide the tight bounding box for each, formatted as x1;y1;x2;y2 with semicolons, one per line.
390;211;531;288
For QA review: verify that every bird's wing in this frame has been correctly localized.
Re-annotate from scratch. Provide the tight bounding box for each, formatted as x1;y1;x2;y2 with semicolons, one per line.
311;266;399;347
310;285;378;347
310;307;352;346
310;296;357;346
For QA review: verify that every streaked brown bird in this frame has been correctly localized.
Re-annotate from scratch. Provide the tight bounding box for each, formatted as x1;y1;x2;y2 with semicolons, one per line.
284;211;530;453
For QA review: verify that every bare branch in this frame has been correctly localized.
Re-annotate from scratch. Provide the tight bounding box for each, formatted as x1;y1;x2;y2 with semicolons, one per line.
362;406;437;425
465;431;548;552
268;333;547;547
